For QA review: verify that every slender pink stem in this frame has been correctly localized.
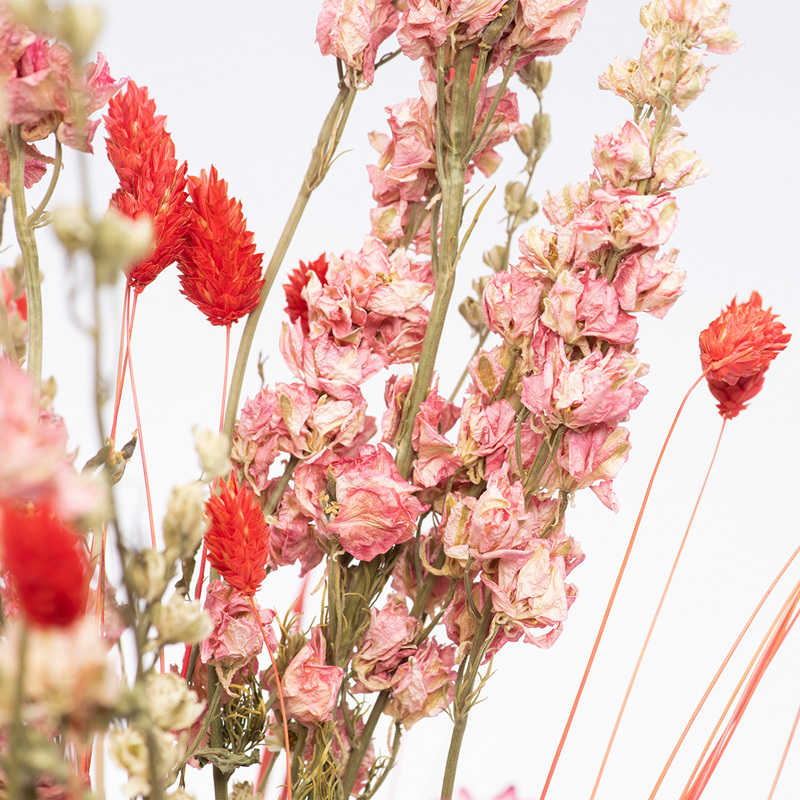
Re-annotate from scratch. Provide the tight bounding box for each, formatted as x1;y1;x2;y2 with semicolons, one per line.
589;418;727;799
681;585;800;799
249;595;293;800
538;371;709;800
766;697;800;800
649;543;800;799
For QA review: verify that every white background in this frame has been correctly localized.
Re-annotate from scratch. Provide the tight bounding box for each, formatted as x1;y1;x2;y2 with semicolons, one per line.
18;1;800;798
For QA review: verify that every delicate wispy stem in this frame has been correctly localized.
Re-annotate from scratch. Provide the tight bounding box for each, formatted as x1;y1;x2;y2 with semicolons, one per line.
766;699;800;800
223;83;357;442
7;125;43;399
28;139;62;226
588;418;727;800
539;369;710;800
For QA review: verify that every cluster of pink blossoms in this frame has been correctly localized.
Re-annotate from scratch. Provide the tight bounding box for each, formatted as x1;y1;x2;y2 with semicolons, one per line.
0;9;123;185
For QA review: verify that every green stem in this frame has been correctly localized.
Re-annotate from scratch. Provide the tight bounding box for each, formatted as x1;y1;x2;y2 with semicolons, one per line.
222;84;357;441
208;665;229;800
7;125;43;398
264;455;299;516
395;43;476;479
28;139;62;226
440;600;495;800
340;690;389;797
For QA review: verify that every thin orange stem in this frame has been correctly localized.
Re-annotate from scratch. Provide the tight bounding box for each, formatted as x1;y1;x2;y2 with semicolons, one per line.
649;540;800;799
220;324;231;435
249;595;293;800
539;370;709;800
681;585;800;799
589;418;727;799
766;696;800;800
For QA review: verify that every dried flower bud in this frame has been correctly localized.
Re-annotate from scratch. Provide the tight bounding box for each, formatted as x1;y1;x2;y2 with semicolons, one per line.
229;785;254;800
145;673;204;732
515;123;535;157
163;482;207;559
53;205;95;253
110;725;179;799
92;209;154;285
532;112;551;153
459;296;485;335
153;594;212;645
482;245;507;273
504;181;527;214
193;427;231;481
517;59;553;97
519;197;539;223
56;5;103;59
128;548;169;604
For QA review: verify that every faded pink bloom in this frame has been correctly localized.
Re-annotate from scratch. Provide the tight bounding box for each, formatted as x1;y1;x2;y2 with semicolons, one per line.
449;0;510;36
591;121;652;187
541;181;593;229
612;247;686;318
638;32;712;111
539;268;583;345
268;490;325;576
466;344;515;400
316;0;399;85
598;56;651;107
650;121;708;191
0;360;100;520
380;373;412;447
323;445;428;561
507;0;588;57
385;638;456;728
200;580;275;672
457;396;517;478
367;305;431;364
482;266;544;343
556;424;631;511
482;540;580;648
573;184;679;254
397;0;447;61
520;337;648;429
412;384;462;489
640;0;740;54
280;322;384;402
471;85;523;178
282;627;344;725
575;268;639;346
353;595;419;691
0;139;49;187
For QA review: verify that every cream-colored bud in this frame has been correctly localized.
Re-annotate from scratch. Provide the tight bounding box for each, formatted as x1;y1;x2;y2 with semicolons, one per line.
532;112;552;154
56;5;103;59
153;594;213;645
458;296;485;335
514;124;534;158
482;244;507;273
518;197;540;223
504;181;527;215
230;784;255;800
517;59;553;97
128;548;169;604
110;726;179;799
193;427;231;481
163;483;207;559
145;673;204;732
91;209;153;285
53;205;95;253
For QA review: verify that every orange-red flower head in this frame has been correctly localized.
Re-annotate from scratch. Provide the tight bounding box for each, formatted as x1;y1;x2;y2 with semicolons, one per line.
178;166;265;327
0;503;89;627
204;479;270;595
104;81;191;292
699;291;791;419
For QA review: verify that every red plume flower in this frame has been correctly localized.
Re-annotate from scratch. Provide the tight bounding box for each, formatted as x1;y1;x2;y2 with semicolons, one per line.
178;166;265;326
0;503;89;627
699;291;791;419
283;254;329;335
104;81;191;292
204;479;270;595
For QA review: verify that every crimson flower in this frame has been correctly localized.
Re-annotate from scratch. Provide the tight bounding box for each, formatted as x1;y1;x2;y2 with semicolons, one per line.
204;479;270;595
104;81;191;292
0;503;89;627
178;166;264;326
283;253;329;335
699;291;791;419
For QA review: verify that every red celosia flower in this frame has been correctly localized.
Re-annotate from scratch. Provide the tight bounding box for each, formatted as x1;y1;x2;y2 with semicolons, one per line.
204;479;270;595
178;166;265;326
105;81;191;292
283;254;329;335
699;291;791;419
0;503;89;627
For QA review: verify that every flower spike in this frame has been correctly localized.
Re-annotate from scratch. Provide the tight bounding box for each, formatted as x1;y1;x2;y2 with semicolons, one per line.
179;166;265;326
699;291;791;419
204;478;270;595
